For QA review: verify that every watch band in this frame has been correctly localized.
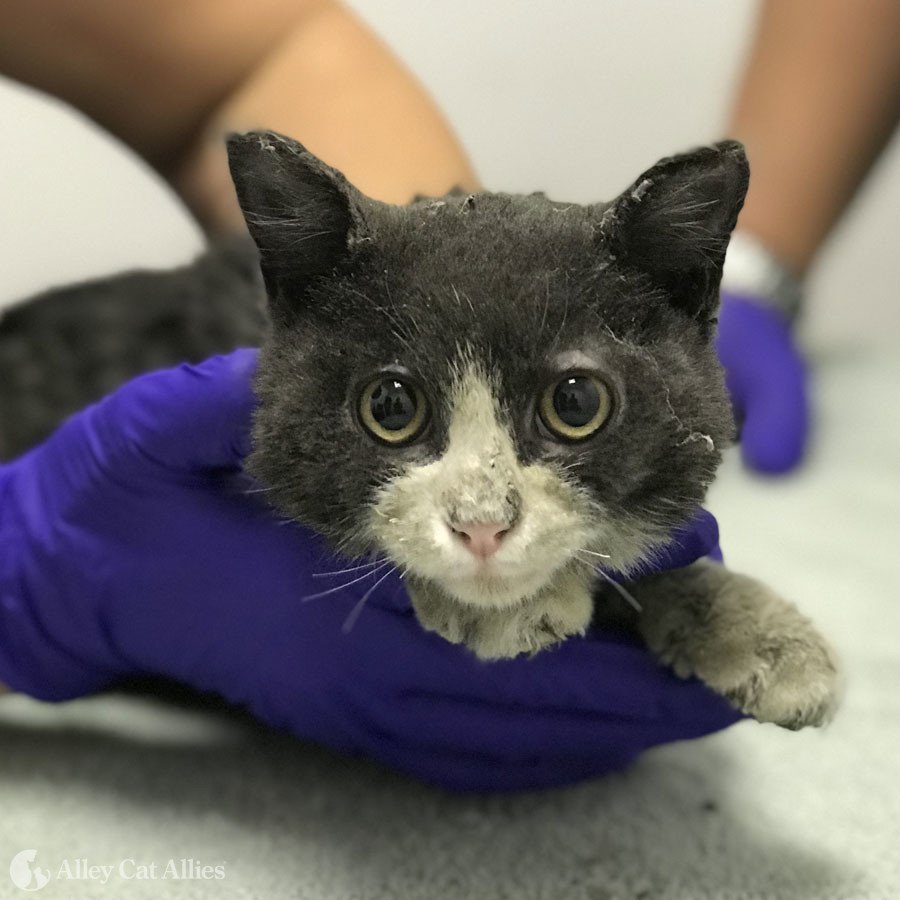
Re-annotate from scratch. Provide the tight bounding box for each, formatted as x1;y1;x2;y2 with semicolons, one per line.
722;231;805;322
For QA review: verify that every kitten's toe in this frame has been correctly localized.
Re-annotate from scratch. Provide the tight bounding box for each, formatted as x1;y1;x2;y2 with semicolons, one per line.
406;580;470;645
408;568;593;660
663;629;842;729
522;611;588;656
466;603;589;660
501;575;594;658
725;637;842;729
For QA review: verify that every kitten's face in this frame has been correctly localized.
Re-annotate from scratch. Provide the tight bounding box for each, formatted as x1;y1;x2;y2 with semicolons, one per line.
229;133;747;609
367;363;602;607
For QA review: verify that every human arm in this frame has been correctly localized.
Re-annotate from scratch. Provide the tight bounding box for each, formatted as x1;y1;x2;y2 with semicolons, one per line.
0;0;478;229
0;351;741;791
717;0;900;472
729;0;900;274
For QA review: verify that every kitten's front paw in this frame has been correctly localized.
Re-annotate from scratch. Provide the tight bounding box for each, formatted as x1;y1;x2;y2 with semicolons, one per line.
639;566;841;730
408;568;593;660
717;633;841;730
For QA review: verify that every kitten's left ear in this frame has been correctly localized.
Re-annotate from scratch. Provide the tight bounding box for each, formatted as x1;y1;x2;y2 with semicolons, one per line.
600;141;749;332
226;131;370;315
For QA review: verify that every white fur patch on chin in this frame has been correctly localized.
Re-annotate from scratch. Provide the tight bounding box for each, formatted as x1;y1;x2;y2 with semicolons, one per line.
437;567;566;609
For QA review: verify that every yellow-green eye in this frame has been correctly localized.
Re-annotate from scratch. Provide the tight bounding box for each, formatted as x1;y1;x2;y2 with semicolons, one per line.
359;376;429;445
539;374;612;441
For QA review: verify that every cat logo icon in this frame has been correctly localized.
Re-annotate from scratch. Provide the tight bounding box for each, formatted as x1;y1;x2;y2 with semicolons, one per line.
9;850;51;892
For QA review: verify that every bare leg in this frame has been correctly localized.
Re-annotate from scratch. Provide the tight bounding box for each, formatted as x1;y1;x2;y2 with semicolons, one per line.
0;0;479;229
728;0;900;274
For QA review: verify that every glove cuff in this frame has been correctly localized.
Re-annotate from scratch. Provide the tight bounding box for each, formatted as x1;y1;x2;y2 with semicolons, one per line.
722;232;804;322
0;462;123;700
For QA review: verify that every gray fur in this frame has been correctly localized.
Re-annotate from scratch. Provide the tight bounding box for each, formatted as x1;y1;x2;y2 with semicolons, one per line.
633;560;841;729
0;237;266;460
0;130;840;727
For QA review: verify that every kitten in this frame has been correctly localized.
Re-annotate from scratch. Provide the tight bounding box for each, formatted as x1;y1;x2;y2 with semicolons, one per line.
0;132;840;729
228;132;838;728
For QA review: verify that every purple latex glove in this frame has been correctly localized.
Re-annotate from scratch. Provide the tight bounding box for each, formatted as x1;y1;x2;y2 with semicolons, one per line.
0;351;741;792
716;293;810;473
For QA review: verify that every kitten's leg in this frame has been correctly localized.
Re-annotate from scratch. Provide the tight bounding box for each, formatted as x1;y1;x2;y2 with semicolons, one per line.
408;566;594;660
631;560;841;729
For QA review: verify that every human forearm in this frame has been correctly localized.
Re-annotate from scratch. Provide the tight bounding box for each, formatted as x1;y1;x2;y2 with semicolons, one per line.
728;0;900;274
0;0;478;230
713;0;900;473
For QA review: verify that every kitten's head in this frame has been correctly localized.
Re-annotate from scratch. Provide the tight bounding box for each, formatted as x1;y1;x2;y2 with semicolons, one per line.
227;132;747;608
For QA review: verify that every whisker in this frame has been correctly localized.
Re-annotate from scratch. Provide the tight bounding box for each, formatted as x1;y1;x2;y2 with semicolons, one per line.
301;561;392;602
342;566;397;633
594;568;643;612
241;477;305;496
311;558;387;578
577;548;612;559
573;552;643;612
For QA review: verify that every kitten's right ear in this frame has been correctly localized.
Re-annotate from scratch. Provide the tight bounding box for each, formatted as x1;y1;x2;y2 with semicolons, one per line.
226;131;367;311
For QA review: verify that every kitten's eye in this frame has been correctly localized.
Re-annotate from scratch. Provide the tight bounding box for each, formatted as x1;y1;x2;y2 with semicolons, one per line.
539;374;612;441
358;376;429;445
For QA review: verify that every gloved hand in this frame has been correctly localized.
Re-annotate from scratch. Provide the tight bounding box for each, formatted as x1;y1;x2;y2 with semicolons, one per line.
716;292;810;474
0;350;741;792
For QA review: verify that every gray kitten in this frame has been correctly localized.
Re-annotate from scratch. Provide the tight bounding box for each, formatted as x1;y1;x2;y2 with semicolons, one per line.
0;132;839;729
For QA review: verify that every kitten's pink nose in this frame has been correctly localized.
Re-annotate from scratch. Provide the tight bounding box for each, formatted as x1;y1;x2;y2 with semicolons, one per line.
451;521;510;560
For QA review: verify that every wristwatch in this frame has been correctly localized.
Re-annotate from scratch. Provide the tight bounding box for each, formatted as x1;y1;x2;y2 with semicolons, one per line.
722;231;804;322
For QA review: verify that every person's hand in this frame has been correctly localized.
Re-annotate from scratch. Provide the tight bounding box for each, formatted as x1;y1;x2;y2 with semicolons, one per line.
0;351;741;791
716;292;810;473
